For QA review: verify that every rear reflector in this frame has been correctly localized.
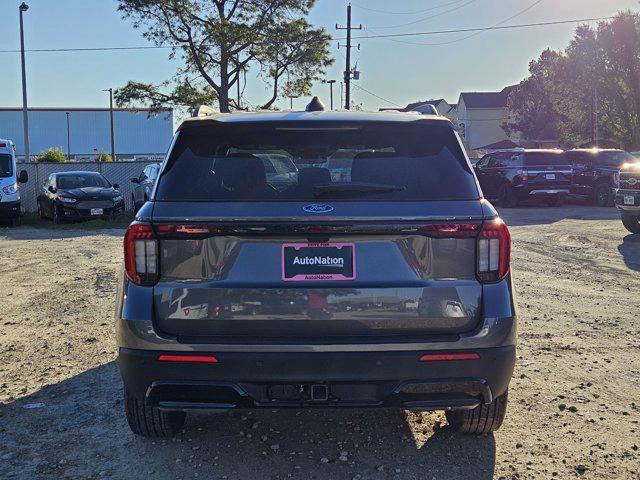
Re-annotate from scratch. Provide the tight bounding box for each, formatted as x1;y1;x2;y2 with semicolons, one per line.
158;354;219;363
124;222;158;286
419;352;480;362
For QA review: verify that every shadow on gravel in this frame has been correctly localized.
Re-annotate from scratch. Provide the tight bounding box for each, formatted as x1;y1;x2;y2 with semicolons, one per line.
499;204;619;227
618;234;640;271
0;362;497;480
0;226;125;241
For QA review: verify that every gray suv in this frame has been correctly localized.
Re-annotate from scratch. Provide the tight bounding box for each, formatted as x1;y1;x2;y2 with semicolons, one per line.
116;103;517;437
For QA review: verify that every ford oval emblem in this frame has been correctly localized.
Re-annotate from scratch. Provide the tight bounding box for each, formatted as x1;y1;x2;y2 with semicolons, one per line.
303;204;334;214
628;178;638;185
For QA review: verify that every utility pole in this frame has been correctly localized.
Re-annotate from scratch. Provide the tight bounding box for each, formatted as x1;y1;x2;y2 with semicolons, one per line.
66;112;71;160
324;80;336;110
19;3;30;161
594;86;599;148
336;4;362;110
103;88;116;161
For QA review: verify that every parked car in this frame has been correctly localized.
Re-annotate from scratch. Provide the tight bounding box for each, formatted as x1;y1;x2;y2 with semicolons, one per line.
566;149;637;207
131;163;160;211
116;101;516;438
37;171;124;223
474;149;571;207
0;139;28;226
614;161;640;233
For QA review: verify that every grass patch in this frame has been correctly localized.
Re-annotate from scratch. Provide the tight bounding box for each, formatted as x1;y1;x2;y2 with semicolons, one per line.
22;212;134;230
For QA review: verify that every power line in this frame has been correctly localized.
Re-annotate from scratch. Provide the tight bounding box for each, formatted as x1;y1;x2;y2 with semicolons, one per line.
352;0;471;16
352;84;403;108
368;0;479;30
0;15;614;54
375;0;545;46
350;16;613;41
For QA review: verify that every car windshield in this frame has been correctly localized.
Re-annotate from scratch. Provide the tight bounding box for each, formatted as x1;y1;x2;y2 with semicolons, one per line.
156;121;479;202
57;173;111;189
599;151;635;167
0;154;13;178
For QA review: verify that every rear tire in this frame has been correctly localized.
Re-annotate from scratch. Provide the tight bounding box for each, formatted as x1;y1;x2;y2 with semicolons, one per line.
124;388;186;437
621;214;640;234
593;183;611;207
11;216;21;227
445;390;508;434
498;185;519;208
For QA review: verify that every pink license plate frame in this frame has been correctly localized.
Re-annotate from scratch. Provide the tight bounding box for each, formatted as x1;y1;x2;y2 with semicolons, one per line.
281;242;356;282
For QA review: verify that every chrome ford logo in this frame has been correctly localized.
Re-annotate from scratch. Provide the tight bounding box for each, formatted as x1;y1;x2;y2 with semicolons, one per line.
303;204;334;214
627;178;638;185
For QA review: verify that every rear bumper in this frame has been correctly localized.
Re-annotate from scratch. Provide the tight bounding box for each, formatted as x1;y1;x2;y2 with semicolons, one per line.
0;200;21;218
117;345;515;411
518;187;570;199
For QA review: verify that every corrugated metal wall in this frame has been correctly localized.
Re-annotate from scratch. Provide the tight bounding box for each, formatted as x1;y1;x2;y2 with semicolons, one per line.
17;161;153;212
0;109;173;158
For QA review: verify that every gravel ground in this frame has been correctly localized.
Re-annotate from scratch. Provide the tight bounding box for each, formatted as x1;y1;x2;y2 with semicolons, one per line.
0;205;638;480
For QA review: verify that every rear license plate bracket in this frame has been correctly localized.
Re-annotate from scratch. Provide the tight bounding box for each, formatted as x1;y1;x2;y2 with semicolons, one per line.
90;208;103;216
282;242;356;282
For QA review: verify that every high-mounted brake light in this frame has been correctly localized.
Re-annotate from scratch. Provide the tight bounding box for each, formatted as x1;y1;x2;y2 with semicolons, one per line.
477;218;510;283
124;222;158;286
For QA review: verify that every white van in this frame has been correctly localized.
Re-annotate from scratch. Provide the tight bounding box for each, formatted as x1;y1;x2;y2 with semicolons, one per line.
0;139;28;226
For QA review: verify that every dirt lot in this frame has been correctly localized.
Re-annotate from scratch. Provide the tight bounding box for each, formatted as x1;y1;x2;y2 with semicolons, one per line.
0;205;638;480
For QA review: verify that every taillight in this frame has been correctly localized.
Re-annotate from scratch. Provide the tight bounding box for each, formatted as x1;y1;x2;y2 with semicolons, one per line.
477;218;511;283
516;169;529;182
124;222;158;286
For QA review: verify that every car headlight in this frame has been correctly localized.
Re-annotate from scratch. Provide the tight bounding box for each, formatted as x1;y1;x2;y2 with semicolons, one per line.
59;196;77;204
113;195;123;203
2;182;18;195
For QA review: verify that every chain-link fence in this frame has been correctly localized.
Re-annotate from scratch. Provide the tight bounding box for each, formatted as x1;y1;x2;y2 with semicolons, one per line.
16;161;153;212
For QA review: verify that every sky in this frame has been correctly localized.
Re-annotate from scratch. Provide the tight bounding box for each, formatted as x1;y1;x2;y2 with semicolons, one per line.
0;0;637;122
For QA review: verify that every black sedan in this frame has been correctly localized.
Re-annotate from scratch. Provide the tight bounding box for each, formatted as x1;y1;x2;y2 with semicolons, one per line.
36;171;124;224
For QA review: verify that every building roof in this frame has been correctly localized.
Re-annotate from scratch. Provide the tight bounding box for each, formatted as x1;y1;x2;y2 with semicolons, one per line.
180;109;450;127
479;139;522;150
460;86;516;109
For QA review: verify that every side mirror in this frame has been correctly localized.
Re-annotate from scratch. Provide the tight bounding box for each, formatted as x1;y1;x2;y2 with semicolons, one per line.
112;183;120;189
48;185;57;194
131;177;140;184
18;170;28;183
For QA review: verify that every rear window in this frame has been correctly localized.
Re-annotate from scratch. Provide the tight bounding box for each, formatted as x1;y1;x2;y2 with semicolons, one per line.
156;122;479;202
597;151;635;167
524;151;568;166
0;154;13;178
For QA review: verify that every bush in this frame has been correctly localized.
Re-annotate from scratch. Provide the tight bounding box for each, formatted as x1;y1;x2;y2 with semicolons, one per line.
95;152;113;162
34;147;66;163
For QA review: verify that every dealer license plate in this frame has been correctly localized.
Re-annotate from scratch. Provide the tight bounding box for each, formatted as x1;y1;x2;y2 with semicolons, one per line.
545;174;556;180
282;243;356;282
90;208;103;216
624;195;635;206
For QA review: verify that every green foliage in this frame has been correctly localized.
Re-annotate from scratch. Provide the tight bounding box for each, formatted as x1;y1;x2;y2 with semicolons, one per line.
505;12;640;149
116;0;333;113
34;148;66;163
95;152;113;162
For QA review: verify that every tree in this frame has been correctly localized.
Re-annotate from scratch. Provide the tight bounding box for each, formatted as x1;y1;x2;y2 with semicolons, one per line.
504;12;640;149
34;148;66;163
116;0;333;113
95;152;113;162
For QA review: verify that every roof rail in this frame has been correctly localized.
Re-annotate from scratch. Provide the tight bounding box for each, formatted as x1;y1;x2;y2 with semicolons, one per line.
191;104;215;118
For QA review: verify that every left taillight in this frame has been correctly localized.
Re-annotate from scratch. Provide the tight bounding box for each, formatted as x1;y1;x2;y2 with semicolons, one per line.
124;222;158;286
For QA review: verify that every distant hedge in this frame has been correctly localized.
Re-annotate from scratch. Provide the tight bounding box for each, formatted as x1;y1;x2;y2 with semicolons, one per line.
95;152;113;162
34;148;66;163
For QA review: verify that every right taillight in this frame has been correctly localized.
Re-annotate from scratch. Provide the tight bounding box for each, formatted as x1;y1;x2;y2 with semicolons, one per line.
477;218;511;283
124;222;158;286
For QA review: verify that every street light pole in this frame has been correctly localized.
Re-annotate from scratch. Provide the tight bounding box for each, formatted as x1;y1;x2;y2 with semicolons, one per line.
324;80;336;110
65;112;70;160
103;88;116;161
19;2;30;161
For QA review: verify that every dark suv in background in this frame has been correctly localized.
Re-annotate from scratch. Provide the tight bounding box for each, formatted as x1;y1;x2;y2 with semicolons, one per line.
615;161;640;233
131;163;161;212
566;149;637;207
116;104;517;438
474;149;571;207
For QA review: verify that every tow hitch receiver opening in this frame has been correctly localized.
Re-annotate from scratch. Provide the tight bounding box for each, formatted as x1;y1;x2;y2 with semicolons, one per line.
310;384;329;402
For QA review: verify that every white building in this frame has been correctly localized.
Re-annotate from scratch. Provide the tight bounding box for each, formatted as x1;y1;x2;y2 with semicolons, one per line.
0;107;173;160
456;87;520;150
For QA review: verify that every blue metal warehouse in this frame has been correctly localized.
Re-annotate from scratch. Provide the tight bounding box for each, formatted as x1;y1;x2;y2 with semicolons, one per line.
0;107;173;160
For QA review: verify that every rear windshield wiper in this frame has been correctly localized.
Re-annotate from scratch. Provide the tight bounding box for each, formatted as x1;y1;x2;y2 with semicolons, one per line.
313;182;406;197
